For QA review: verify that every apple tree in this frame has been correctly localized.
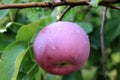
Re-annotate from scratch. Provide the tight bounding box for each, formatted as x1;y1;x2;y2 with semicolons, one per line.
0;0;120;80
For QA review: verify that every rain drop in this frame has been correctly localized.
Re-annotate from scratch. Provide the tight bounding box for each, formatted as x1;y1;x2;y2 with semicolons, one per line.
38;46;41;49
71;30;74;33
82;32;86;36
76;29;80;33
84;41;87;44
52;46;56;50
54;34;57;37
58;27;62;31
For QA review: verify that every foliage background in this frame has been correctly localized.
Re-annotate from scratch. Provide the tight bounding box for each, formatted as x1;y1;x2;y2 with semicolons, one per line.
0;0;120;80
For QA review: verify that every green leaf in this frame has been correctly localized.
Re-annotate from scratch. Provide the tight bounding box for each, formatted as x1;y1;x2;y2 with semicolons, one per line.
44;74;62;80
0;0;14;19
17;72;29;80
19;49;40;80
62;74;74;80
26;8;43;22
110;23;120;41
89;0;102;7
62;70;83;80
16;16;56;42
16;21;40;42
34;68;44;80
105;11;120;43
74;70;83;80
3;0;14;3
62;8;75;21
0;33;15;52
111;52;120;63
82;67;97;80
77;22;93;33
0;10;9;20
0;22;23;33
0;41;28;80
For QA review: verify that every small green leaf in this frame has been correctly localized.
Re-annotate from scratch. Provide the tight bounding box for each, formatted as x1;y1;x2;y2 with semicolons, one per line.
0;33;15;52
0;10;9;20
19;50;40;80
44;74;62;80
74;70;83;80
3;0;13;3
0;41;28;80
77;22;93;33
17;72;29;80
62;74;74;80
89;0;102;7
105;14;120;43
82;67;97;80
111;52;120;63
16;21;39;42
26;8;42;22
110;23;120;41
16;16;56;42
0;0;14;19
0;22;23;33
63;8;75;21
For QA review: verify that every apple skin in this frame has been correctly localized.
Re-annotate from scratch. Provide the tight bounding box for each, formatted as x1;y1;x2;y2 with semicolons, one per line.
33;21;90;75
54;0;61;2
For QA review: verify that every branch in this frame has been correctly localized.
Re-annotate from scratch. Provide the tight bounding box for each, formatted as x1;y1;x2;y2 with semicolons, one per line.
0;0;120;9
102;4;120;10
100;7;107;80
57;6;72;21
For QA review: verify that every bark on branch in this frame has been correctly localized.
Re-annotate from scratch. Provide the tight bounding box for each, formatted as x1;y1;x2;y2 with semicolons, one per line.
0;0;120;9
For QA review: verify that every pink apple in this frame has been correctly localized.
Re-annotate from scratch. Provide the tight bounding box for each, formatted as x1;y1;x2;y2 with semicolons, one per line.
33;21;90;75
54;0;61;2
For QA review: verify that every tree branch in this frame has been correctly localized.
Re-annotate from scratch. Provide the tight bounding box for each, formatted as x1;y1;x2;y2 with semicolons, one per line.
100;7;107;80
57;6;72;21
0;0;120;10
102;4;120;10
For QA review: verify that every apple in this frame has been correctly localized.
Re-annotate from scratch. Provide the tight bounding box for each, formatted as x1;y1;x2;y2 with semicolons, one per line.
33;21;90;75
54;0;61;2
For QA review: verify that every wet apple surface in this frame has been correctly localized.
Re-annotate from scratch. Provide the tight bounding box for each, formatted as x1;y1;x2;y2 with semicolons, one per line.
33;21;90;75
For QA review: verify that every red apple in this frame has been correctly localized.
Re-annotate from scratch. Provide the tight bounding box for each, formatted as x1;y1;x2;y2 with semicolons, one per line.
54;0;61;2
33;21;90;75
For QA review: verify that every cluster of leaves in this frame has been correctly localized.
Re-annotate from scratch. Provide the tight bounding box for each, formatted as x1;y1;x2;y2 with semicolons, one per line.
0;0;120;80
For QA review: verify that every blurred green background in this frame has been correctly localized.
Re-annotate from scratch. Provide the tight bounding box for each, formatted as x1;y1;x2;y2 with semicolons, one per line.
0;0;120;80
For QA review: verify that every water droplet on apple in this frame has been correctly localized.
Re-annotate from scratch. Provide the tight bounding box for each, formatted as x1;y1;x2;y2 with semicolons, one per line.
58;27;62;31
84;41;87;44
82;32;86;36
71;30;74;33
76;29;80;33
54;34;57;37
52;46;56;50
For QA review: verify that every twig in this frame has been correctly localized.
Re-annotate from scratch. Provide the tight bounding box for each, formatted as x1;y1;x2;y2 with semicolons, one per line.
13;9;21;22
100;7;107;80
57;6;72;21
0;1;120;10
102;4;120;10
